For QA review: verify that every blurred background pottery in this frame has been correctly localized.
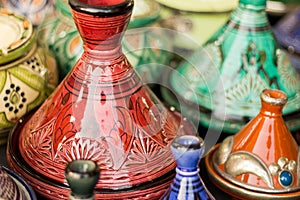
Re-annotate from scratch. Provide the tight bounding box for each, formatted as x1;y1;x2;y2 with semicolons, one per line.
206;89;300;199
273;8;300;72
161;135;214;200
161;0;300;135
0;0;53;26
37;0;82;81
157;6;230;51
154;0;238;12
38;0;172;83
122;0;172;84
7;0;193;199
0;166;37;200
0;9;58;145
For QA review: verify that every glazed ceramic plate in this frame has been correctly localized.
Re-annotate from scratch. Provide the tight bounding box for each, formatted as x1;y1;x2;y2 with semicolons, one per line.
0;10;32;52
155;0;238;12
129;0;160;28
0;10;33;64
2;166;37;200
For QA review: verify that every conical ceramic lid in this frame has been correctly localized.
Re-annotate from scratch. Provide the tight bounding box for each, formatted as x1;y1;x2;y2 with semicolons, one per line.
16;0;189;197
0;10;34;65
207;89;300;199
165;0;300;133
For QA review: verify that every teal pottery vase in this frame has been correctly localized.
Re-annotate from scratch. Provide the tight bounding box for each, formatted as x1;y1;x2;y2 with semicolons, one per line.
0;0;53;26
162;0;300;134
0;10;58;145
39;0;171;83
160;135;213;200
65;160;100;200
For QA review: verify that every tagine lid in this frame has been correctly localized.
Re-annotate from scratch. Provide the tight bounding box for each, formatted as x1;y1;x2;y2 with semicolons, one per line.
0;10;34;65
16;0;191;195
207;89;300;198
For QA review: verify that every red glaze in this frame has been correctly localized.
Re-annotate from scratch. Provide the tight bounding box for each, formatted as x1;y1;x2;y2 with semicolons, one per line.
13;0;189;198
78;0;126;6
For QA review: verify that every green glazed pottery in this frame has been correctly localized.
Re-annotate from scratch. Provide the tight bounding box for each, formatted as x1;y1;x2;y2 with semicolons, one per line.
162;0;300;134
0;10;58;144
37;0;81;81
158;6;230;50
123;0;172;84
128;0;160;28
38;0;171;83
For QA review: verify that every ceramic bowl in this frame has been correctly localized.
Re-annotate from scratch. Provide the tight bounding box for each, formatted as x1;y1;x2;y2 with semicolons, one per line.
0;166;37;200
0;10;58;145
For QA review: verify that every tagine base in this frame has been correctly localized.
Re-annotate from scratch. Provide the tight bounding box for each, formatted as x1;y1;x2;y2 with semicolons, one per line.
7;109;193;199
205;145;300;200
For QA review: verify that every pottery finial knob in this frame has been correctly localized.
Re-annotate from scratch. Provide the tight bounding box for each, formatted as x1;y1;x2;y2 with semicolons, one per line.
65;160;100;200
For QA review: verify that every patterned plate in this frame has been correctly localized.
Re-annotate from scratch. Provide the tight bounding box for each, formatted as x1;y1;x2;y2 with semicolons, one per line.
1;166;37;200
0;10;33;65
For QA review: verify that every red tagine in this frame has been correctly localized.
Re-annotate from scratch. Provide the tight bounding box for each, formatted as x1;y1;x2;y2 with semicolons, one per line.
7;0;192;199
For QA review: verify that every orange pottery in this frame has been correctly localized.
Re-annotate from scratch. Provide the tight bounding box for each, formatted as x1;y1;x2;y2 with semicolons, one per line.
206;89;300;199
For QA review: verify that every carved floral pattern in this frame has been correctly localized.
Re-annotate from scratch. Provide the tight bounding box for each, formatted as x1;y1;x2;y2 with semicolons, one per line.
55;137;113;169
